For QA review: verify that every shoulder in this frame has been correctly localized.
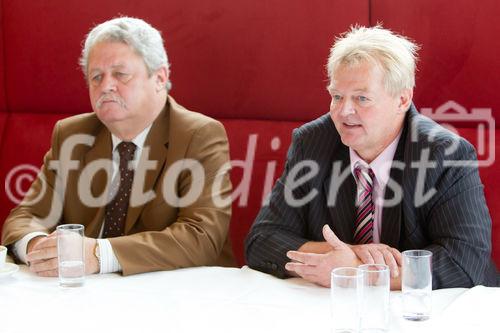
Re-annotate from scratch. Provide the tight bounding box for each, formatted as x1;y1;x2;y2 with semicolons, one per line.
169;96;225;135
407;106;476;159
55;112;103;137
294;113;336;139
291;113;340;157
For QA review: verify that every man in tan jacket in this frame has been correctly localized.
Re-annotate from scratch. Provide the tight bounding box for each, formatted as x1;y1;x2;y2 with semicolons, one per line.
1;17;234;276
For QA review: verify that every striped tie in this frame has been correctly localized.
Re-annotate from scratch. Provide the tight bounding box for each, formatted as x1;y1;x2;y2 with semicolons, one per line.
353;164;375;244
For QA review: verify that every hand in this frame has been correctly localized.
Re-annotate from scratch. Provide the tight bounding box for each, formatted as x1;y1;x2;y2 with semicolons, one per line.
285;225;361;287
26;232;100;277
26;232;58;277
349;243;402;278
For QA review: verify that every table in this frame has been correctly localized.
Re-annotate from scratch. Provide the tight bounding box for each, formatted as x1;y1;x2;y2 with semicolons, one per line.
0;265;498;333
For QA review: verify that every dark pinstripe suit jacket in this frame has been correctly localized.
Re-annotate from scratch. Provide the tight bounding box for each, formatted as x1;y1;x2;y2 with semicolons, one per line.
245;104;498;289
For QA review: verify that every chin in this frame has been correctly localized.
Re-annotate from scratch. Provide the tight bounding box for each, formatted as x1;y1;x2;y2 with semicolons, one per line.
96;111;126;125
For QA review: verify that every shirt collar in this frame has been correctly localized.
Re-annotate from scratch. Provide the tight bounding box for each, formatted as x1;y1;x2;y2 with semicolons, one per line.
111;124;153;152
349;130;402;186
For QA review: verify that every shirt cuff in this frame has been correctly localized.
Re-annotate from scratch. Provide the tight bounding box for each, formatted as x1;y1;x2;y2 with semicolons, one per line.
13;232;49;263
96;239;122;274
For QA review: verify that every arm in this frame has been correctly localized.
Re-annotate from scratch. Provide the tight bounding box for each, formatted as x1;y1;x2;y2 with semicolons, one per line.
245;128;312;278
423;139;494;288
108;120;232;275
1;121;63;252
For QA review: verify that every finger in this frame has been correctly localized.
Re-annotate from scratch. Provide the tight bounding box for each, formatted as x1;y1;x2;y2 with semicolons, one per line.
285;262;318;277
27;246;57;262
286;267;319;285
352;246;375;264
389;247;403;267
37;269;59;277
31;234;57;251
383;250;399;278
30;258;59;273
286;251;321;266
369;248;385;265
322;225;346;250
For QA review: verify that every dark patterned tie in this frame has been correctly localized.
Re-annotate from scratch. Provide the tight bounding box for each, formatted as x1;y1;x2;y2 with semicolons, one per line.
102;141;137;238
353;164;375;244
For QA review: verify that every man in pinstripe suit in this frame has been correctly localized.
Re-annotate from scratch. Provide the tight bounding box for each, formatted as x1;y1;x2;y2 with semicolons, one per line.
245;26;498;289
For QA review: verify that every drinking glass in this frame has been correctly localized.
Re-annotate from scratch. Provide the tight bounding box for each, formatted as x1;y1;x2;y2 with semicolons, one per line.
331;267;363;332
359;264;390;332
57;224;85;287
402;249;432;321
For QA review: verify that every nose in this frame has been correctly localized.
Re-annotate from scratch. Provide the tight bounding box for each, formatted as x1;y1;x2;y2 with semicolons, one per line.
332;98;355;117
101;74;117;93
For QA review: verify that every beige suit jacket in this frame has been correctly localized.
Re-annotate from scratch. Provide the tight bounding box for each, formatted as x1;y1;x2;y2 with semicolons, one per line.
1;96;235;275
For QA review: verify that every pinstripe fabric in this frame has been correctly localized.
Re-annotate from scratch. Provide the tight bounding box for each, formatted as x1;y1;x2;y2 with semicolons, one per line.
245;104;498;288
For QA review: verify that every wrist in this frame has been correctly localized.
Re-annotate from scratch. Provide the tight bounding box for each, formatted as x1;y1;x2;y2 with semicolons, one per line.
93;240;101;274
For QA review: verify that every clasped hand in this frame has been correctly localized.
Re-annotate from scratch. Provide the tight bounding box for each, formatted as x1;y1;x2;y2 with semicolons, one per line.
285;225;401;287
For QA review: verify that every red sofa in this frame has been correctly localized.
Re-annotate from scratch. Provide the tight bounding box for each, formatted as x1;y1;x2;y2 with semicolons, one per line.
0;0;498;268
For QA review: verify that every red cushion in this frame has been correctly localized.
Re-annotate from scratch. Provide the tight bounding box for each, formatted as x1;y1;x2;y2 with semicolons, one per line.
0;4;5;112
0;113;66;224
371;0;500;128
222;119;303;265
2;0;368;120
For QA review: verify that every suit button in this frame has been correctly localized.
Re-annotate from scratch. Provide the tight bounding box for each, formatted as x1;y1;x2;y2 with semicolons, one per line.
271;263;277;270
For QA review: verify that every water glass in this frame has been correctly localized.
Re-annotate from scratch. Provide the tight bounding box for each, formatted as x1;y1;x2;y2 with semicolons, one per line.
331;267;363;333
359;264;390;332
402;249;432;321
57;224;85;287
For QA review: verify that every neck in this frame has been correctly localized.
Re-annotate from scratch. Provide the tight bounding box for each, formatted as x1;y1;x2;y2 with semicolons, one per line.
357;125;404;164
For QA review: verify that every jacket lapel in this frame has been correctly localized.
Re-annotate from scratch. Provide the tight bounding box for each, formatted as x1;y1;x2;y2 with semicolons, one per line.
124;105;170;234
82;125;112;238
324;144;357;244
380;108;412;247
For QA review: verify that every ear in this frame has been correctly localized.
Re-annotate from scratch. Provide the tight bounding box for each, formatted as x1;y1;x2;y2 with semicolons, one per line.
398;88;413;112
153;65;169;92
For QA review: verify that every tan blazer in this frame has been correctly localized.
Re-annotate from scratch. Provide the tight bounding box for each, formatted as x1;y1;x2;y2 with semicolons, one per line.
1;96;235;275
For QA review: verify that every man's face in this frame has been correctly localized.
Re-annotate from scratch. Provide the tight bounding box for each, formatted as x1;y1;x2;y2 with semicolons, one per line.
87;41;161;132
328;61;408;162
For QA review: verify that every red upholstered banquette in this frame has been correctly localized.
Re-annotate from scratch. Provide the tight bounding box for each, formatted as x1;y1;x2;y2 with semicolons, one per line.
0;0;498;267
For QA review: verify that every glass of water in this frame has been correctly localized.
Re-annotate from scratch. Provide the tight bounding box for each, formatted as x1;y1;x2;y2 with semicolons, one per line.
402;249;432;321
331;267;362;333
57;224;85;287
359;264;390;332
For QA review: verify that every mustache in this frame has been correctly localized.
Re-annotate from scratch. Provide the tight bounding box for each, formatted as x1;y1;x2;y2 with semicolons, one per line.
96;94;127;109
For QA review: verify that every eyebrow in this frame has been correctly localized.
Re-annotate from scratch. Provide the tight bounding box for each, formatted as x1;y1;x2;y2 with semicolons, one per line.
89;64;128;74
329;88;372;94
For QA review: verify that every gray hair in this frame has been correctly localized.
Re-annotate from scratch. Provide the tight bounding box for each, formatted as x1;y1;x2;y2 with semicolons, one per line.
79;16;172;91
326;25;419;96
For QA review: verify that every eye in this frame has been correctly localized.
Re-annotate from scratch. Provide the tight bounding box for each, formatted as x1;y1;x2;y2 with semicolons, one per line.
356;96;370;103
332;94;343;102
115;72;131;82
90;74;102;83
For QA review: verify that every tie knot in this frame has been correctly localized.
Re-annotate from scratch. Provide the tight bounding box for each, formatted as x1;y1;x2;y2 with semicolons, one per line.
354;164;375;189
117;141;136;161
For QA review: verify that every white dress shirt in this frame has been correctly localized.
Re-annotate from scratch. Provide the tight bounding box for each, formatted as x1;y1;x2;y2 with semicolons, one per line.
14;124;152;274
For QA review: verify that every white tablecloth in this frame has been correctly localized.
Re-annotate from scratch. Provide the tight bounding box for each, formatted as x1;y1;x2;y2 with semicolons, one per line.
0;265;497;333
